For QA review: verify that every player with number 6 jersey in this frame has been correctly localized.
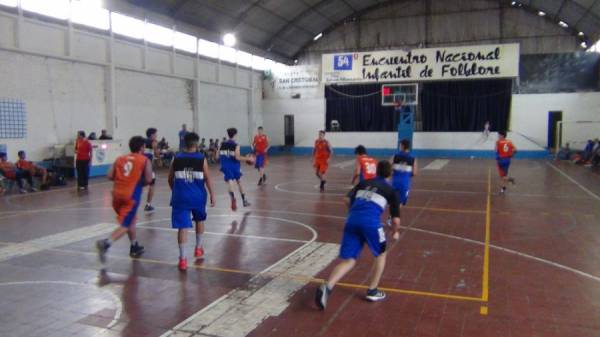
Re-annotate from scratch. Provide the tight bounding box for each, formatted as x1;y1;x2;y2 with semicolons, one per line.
352;145;378;185
496;130;517;194
96;136;153;265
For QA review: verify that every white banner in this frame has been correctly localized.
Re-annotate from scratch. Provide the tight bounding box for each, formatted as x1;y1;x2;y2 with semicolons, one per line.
322;43;520;84
263;65;321;99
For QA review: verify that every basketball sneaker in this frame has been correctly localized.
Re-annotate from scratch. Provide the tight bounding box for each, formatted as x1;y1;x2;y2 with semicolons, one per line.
129;242;145;258
144;204;155;212
96;239;110;264
194;246;204;258
178;257;188;271
262;174;267;183
500;187;506;194
315;284;331;310
508;177;516;185
231;198;237;211
243;199;251;207
257;177;263;186
366;288;386;302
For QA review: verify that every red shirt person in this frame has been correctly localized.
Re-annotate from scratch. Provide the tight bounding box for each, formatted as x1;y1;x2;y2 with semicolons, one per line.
495;130;517;194
313;130;332;191
252;126;270;185
75;131;92;190
352;145;377;184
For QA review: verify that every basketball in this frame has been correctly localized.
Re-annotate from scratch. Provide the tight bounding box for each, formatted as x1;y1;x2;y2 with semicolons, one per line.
245;154;255;165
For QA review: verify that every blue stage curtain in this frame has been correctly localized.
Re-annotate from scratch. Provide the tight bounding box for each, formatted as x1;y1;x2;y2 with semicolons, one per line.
421;79;512;132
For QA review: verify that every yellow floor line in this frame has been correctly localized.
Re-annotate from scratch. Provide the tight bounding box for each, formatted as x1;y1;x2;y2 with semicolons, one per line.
480;168;492;314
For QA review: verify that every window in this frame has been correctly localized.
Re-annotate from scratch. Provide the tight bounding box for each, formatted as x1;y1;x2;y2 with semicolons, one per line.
251;55;266;70
198;39;218;58
589;40;600;53
110;12;144;40
174;31;197;53
21;0;70;20
145;22;173;47
0;0;17;7
264;59;275;71
218;45;237;63
71;1;109;30
237;51;252;68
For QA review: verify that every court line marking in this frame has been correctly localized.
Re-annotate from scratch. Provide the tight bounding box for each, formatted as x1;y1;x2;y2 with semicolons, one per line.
5;204;599;285
274;180;594;200
3;180;114;200
0;280;122;329
332;159;356;169
214;208;600;284
159;213;319;337
547;162;600;201
5;206;597;306
27;244;483;305
274;181;485;196
250;195;486;215
423;159;450;170
481;168;492;313
137;215;313;244
0;222;116;262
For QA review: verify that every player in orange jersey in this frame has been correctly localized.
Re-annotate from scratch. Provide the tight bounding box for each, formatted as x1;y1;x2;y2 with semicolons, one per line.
496;131;517;194
96;136;153;264
351;145;378;185
313;130;332;192
252;126;270;185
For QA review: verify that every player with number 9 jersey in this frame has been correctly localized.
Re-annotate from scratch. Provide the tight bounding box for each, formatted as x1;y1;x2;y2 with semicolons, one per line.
95;136;153;265
112;150;151;227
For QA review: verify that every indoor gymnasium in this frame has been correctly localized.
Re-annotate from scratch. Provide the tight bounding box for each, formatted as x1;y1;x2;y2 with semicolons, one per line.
1;0;600;336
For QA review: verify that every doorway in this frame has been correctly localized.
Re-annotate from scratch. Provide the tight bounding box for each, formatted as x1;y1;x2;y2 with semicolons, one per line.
547;111;563;150
284;115;294;147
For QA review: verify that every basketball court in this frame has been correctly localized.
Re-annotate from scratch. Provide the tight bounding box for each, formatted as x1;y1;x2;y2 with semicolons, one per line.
2;0;600;336
0;156;599;336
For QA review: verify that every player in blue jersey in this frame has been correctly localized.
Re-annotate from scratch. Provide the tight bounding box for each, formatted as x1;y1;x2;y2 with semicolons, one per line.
220;128;254;211
316;160;401;310
168;132;215;271
389;139;417;240
143;127;160;213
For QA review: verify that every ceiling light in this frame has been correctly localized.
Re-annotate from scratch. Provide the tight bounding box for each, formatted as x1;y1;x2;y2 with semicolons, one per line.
558;21;568;28
580;41;587;48
313;32;323;41
511;1;517;6
294;59;298;64
538;11;546;16
223;33;236;47
578;31;584;36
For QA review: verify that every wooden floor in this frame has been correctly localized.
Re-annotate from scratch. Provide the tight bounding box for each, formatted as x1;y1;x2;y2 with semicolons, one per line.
0;155;599;337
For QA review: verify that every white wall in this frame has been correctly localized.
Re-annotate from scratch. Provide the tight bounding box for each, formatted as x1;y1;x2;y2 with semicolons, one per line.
511;92;600;148
325;132;541;151
0;50;106;161
262;98;325;147
261;95;557;152
262;91;600;152
115;70;193;148
197;83;251;145
0;10;262;161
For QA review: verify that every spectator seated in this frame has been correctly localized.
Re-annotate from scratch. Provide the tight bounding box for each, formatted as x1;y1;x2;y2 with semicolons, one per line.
16;150;50;190
556;143;572;161
0;152;35;193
